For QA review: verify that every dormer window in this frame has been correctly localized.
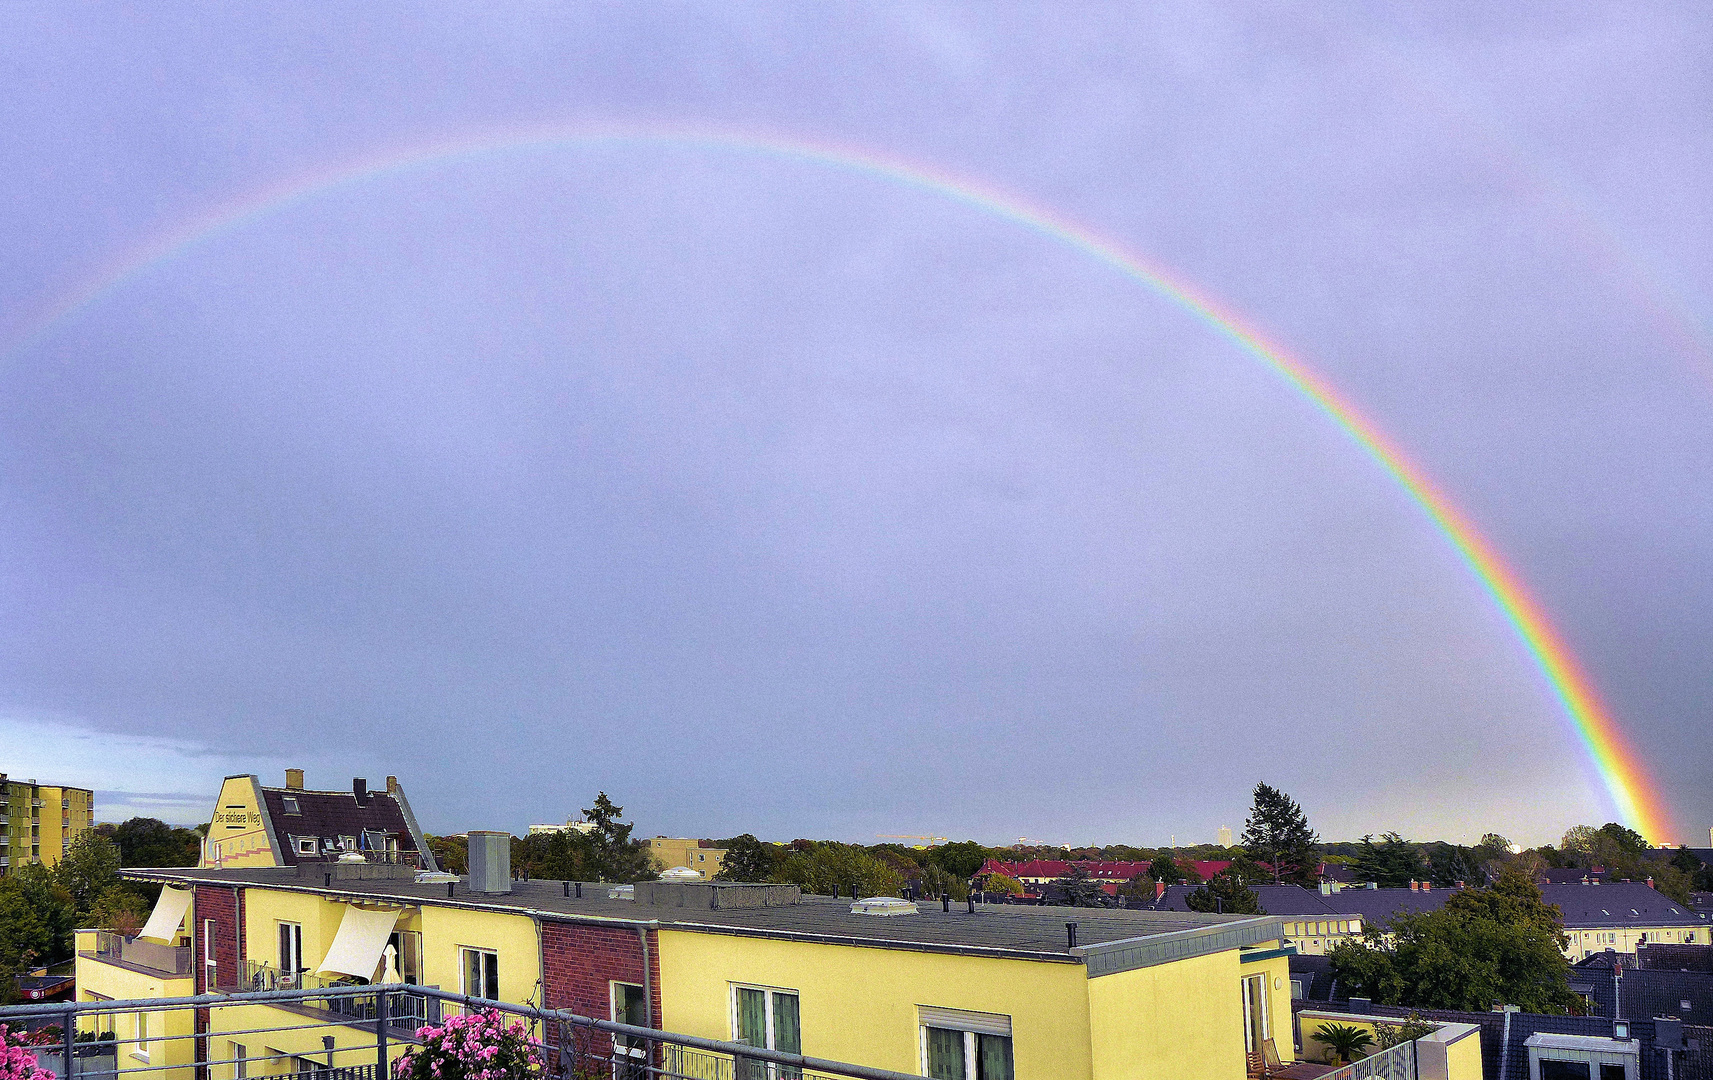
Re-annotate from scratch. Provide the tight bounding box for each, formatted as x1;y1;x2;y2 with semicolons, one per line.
338;836;357;851
282;797;301;815
295;837;317;856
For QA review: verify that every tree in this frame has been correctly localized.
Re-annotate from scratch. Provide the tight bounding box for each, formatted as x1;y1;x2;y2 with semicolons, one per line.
55;831;122;915
1184;870;1263;915
926;841;987;879
511;831;591;881
919;864;970;901
1670;847;1704;877
0;864;75;1002
1313;1023;1375;1066
1116;874;1155;902
1328;870;1579;1013
1051;865;1113;908
581;793;654;883
89;886;152;937
1147;855;1188;884
1240;782;1319;885
713;835;776;882
983;873;1025;896
1425;844;1483;888
100;818;202;867
1352;833;1424;887
426;835;468;875
775;843;901;898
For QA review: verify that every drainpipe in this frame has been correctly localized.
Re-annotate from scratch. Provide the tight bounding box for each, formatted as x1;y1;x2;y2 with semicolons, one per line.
1498;1007;1514;1080
635;924;655;1026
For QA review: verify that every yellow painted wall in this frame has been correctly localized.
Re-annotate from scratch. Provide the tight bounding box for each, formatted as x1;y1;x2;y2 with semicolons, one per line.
658;928;1094;1078
73;934;198;1080
648;838;726;877
208;1002;392;1080
1447;1031;1483;1080
1087;949;1293;1080
1568;925;1705;958
204;777;277;868
417;903;541;1004
240;886;541;1004
1300;1013;1383;1065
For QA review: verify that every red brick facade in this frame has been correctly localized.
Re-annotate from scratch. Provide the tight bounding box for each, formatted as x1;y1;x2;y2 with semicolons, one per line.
540;921;662;1059
192;885;244;993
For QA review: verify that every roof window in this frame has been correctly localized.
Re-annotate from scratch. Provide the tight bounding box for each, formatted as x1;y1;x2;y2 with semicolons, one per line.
282;796;301;815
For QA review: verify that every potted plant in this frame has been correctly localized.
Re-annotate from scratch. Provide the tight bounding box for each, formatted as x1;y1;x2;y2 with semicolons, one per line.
1314;1023;1376;1066
395;1010;543;1080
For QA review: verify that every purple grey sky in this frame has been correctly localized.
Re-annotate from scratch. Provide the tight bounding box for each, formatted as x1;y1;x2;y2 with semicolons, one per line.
1;4;1709;847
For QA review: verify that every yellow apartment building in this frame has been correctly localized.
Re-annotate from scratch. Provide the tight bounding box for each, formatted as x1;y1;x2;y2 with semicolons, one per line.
113;859;1307;1080
647;836;727;878
0;771;95;874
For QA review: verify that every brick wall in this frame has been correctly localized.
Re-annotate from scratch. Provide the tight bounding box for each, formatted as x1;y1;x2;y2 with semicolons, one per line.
540;921;661;1062
192;885;244;993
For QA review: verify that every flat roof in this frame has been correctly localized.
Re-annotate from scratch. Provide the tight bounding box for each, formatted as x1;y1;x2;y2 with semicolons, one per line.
126;866;1282;972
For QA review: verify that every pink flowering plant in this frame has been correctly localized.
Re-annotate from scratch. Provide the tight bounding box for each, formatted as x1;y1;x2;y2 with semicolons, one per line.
394;1010;542;1080
0;1024;57;1080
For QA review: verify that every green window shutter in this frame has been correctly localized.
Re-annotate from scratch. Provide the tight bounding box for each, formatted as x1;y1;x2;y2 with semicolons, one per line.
926;1028;965;1080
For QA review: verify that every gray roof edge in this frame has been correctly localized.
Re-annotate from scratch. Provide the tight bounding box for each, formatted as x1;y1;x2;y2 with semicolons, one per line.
388;780;438;873
1073;915;1284;977
658;918;1084;964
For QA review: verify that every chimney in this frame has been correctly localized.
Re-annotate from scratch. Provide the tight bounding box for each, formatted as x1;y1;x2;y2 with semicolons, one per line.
1421;881;1430;892
1647;877;1654;889
1320;882;1333;896
1409;880;1418;891
285;769;304;790
386;776;399;793
1456;881;1466;889
353;778;367;804
1155;881;1166;900
466;831;512;894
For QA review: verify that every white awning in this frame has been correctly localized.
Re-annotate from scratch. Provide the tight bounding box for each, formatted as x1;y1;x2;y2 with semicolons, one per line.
138;886;194;944
316;905;401;980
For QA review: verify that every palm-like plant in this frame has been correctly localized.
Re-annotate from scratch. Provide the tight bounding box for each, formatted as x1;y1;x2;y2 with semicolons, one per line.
1315;1023;1376;1065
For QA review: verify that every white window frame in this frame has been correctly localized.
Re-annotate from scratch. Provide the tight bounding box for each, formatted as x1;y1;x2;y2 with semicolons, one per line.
917;1007;1012;1080
232;1041;248;1080
612;981;649;1060
460;947;499;1001
1242;973;1271;1054
203;919;219;988
132;1011;150;1063
729;983;800;1053
295;837;318;856
278;921;304;985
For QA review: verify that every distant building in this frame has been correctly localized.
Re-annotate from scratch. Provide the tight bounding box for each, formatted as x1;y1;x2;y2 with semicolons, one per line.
0;770;96;875
199;769;436;871
1217;825;1233;848
1144;884;1365;955
648;837;725;878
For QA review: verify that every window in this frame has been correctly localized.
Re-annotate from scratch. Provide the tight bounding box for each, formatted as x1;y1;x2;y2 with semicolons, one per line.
232;1042;248;1080
282;797;300;815
733;985;800;1078
1242;973;1270;1054
294;837;318;857
386;930;422;984
613;982;650;1063
919;1008;1012;1080
278;922;304;983
1540;1061;1592;1080
203;919;219;988
1600;1066;1625;1080
338;836;357;851
133;1012;150;1063
461;948;498;1001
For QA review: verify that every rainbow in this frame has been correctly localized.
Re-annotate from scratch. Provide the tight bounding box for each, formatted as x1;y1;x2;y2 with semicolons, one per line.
2;122;1674;842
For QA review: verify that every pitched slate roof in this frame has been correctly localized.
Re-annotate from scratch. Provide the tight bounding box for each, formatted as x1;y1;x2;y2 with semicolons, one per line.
1143;884;1345;917
1573;953;1713;1022
1544;883;1707;929
260;784;427;866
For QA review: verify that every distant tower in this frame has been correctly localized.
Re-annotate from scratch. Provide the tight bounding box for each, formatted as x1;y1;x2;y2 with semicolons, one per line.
1218;825;1233;848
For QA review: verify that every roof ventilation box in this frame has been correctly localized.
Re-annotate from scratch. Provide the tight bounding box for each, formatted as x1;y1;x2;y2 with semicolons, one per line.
467;830;512;894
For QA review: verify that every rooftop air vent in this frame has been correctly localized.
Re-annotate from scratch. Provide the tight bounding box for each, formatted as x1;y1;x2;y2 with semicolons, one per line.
659;866;702;881
852;896;918;916
466;830;512;895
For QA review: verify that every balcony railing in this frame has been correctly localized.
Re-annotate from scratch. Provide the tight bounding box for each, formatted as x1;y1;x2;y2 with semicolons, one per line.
237;961;438;1030
1317;1040;1417;1080
86;931;193;977
0;985;923;1080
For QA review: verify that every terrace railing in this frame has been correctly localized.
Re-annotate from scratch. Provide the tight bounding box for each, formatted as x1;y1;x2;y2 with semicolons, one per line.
87;932;193;977
1318;1040;1418;1080
0;985;923;1080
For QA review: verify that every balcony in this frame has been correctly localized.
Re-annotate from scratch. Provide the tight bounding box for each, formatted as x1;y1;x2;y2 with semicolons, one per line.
82;930;194;977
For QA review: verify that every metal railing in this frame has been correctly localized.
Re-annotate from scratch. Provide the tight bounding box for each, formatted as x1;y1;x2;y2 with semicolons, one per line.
0;984;924;1080
1317;1040;1417;1080
88;932;194;977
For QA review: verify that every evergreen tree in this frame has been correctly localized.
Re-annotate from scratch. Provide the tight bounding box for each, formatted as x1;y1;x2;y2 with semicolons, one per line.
581;792;655;883
1052;864;1114;908
1184;870;1264;914
1352;833;1424;887
1147;855;1186;884
1240;782;1319;885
